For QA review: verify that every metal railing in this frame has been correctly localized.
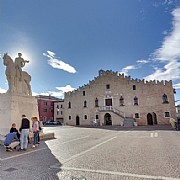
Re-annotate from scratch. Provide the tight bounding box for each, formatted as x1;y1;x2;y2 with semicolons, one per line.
98;106;125;118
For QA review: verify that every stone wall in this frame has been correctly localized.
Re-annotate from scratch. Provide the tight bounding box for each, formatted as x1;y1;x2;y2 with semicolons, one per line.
64;70;176;126
0;93;39;135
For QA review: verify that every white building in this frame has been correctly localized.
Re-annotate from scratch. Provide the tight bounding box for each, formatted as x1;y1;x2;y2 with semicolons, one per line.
54;100;64;123
176;104;180;121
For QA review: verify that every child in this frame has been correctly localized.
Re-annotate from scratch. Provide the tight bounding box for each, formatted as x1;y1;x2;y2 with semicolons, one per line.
10;123;20;140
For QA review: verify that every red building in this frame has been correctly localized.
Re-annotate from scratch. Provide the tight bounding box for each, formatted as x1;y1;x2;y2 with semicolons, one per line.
36;95;61;123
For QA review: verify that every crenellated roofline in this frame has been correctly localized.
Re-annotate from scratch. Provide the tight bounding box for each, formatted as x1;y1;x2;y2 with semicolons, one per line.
65;69;173;97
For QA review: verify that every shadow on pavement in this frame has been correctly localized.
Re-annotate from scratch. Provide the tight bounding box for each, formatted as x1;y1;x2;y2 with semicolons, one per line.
0;139;62;180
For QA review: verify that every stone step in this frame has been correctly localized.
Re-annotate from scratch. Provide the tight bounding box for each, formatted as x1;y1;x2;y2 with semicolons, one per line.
29;132;55;141
123;118;134;127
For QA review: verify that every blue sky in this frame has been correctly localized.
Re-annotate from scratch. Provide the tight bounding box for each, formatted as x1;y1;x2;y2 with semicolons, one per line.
0;0;180;104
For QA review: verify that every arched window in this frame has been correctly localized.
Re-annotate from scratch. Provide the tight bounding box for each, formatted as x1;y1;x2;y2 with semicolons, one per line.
119;96;124;106
134;96;138;105
95;98;99;107
84;100;87;107
84;115;87;119
68;102;71;108
162;94;169;103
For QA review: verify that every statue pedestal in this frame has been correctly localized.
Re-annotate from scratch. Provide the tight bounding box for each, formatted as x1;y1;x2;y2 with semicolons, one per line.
0;93;38;135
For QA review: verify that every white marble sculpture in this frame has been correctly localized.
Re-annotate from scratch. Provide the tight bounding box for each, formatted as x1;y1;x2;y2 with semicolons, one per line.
3;53;32;96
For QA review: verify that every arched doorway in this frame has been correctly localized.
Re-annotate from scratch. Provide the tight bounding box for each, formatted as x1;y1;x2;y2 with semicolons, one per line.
147;113;153;125
76;116;80;125
152;112;157;125
104;113;112;125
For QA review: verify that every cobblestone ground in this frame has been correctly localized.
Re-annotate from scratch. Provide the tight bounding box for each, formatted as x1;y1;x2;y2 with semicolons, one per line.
0;125;180;180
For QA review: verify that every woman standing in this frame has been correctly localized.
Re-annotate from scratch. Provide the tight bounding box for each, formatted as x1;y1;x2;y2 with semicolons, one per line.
31;117;39;148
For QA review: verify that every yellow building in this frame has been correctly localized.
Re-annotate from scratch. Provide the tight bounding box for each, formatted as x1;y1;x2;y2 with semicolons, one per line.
64;70;176;126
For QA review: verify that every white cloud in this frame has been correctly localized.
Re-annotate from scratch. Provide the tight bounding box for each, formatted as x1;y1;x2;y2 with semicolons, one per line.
123;65;136;70
56;85;76;93
173;83;180;89
0;87;7;93
32;85;76;98
145;61;180;81
43;51;77;73
120;59;149;76
144;7;180;81
120;58;150;76
32;92;39;96
32;91;64;98
153;8;180;61
122;7;180;82
42;52;52;59
47;50;55;57
119;65;137;76
48;59;76;73
151;0;177;8
136;59;149;64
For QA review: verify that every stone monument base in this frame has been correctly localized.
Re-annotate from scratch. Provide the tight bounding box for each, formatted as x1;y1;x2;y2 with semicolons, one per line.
29;131;55;141
0;93;39;135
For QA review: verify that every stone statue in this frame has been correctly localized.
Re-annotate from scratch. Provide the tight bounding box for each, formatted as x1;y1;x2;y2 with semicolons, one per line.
15;53;29;81
3;53;32;96
3;53;16;93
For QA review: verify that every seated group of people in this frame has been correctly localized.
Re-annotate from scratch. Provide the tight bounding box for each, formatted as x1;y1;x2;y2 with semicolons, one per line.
4;115;42;152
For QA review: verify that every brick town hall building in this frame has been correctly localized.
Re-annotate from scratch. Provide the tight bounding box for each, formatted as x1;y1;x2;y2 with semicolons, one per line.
64;70;176;126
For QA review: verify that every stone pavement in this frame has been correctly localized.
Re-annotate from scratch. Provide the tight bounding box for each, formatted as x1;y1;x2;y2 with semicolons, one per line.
0;142;156;180
0;139;63;180
0;125;180;180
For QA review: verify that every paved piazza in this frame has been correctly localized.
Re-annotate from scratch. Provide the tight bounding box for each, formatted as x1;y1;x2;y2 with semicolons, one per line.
0;125;180;180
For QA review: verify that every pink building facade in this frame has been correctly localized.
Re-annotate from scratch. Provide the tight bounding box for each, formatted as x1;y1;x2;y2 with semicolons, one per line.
36;95;61;123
